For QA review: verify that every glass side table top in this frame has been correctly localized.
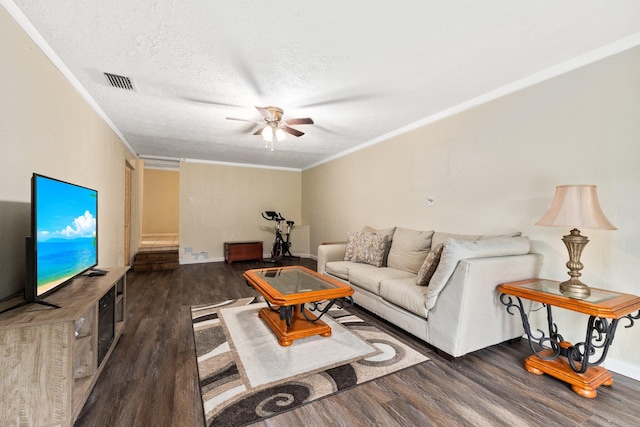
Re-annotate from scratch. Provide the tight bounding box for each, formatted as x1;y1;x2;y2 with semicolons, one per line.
252;266;342;295
519;280;621;303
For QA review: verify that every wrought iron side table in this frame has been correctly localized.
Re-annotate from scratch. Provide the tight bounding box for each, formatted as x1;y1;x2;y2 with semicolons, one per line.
497;279;640;398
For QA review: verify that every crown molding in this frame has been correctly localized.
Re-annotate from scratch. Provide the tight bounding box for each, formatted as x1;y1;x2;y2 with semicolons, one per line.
303;33;640;171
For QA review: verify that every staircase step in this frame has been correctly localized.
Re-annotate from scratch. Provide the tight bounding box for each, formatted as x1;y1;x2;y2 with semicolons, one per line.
134;249;179;272
133;260;179;272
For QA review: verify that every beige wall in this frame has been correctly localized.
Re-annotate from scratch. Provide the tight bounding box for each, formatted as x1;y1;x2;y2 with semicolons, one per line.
0;8;140;300
142;169;179;234
179;161;308;263
303;46;640;372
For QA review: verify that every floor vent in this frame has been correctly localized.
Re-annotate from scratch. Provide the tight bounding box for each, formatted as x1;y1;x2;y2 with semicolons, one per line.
104;72;135;91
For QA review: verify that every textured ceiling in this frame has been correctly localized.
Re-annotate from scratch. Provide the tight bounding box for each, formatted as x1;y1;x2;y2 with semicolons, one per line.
5;1;640;169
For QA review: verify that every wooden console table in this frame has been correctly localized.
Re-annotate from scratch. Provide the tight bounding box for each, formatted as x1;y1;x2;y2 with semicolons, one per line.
224;241;263;264
497;279;640;398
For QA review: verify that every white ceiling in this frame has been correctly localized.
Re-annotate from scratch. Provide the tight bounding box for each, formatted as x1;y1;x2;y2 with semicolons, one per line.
5;1;640;170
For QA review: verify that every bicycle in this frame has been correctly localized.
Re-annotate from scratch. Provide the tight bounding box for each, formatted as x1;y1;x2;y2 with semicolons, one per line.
262;211;299;263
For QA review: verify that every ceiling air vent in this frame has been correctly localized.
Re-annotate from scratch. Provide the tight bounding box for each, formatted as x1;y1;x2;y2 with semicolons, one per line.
104;72;135;91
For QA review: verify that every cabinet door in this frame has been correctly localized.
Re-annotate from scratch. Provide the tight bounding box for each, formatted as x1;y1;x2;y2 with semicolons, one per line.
74;305;97;379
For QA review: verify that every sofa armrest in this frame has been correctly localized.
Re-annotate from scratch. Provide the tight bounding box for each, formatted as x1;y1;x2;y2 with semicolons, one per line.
317;242;347;274
427;253;542;358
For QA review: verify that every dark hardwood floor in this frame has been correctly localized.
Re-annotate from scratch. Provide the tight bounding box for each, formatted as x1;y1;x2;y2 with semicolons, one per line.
75;258;640;427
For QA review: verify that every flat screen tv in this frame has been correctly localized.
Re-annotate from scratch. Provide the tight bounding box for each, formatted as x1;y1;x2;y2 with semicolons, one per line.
26;174;99;304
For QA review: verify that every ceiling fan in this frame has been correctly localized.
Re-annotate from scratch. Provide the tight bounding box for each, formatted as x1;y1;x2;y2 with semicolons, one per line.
226;106;314;150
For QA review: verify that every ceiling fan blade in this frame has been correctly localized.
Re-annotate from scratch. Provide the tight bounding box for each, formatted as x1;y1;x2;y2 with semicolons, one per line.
255;106;273;120
226;117;256;122
286;118;314;125
298;93;380;108
282;126;304;137
253;126;267;136
185;97;244;108
228;52;264;96
314;124;338;135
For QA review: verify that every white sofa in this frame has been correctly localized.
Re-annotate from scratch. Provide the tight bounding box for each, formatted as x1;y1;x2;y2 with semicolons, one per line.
317;227;542;359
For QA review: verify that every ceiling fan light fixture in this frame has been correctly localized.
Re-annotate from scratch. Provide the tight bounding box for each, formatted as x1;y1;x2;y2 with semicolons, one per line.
261;126;286;143
261;126;272;141
227;105;311;151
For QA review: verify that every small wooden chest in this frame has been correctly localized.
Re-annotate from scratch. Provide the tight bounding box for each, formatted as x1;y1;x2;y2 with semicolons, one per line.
224;241;263;264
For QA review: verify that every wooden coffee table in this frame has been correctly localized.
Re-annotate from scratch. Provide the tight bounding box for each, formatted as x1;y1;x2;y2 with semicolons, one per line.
243;266;353;346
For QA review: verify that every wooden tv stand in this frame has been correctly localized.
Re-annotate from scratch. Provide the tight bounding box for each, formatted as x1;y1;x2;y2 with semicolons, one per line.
0;267;128;426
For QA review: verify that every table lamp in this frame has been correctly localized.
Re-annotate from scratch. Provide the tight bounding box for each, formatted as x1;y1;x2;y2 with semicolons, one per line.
536;185;617;298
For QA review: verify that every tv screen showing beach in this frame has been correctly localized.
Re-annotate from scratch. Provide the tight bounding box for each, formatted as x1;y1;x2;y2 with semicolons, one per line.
34;175;97;296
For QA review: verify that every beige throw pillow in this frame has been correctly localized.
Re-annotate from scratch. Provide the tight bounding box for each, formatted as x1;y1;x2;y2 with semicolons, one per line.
387;227;435;274
416;243;444;286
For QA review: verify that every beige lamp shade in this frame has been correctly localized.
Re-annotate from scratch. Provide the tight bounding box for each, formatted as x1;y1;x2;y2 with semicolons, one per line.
536;185;617;230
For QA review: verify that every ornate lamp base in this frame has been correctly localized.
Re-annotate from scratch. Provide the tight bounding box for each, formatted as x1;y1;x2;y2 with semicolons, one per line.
560;228;591;299
559;278;591;298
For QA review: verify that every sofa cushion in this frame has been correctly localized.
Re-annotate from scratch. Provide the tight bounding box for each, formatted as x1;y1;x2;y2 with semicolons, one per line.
349;267;416;295
361;226;396;242
425;236;531;309
379;277;429;318
344;231;388;267
416;243;444;286
325;261;353;280
386;227;435;274
431;231;522;248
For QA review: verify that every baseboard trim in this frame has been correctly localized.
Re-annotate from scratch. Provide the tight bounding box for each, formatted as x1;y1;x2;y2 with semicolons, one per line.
604;357;640;381
180;256;224;265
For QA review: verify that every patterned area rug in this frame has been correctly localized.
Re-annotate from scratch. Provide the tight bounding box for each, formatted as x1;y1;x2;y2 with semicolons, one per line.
191;297;429;427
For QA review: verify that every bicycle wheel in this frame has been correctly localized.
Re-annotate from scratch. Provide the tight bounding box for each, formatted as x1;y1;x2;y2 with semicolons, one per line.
272;240;284;262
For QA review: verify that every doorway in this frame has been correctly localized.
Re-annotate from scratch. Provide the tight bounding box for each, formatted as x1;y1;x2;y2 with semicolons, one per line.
124;161;133;266
135;166;180;271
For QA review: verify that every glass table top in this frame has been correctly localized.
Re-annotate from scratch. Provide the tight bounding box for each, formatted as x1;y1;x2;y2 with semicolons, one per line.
252;267;341;295
520;280;621;303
